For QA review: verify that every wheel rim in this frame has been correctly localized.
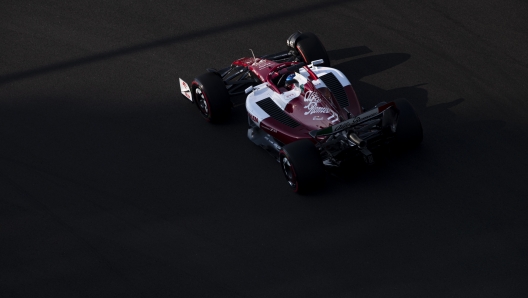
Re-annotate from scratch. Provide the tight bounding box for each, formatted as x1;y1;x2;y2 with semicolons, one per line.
281;156;296;188
195;88;210;118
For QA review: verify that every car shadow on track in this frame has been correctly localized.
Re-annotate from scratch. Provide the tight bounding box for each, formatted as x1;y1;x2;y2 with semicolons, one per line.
327;46;373;61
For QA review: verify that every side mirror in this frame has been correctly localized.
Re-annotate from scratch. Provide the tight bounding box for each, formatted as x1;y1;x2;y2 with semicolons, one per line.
311;59;324;66
245;86;254;94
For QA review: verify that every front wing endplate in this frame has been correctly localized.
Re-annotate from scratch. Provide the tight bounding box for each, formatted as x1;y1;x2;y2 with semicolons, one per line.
179;78;192;101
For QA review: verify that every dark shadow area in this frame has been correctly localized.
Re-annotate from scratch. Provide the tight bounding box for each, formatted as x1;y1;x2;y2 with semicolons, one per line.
0;0;352;86
327;46;372;60
2;55;528;298
334;53;411;81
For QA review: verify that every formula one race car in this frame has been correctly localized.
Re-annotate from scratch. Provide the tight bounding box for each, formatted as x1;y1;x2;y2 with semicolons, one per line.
179;32;423;193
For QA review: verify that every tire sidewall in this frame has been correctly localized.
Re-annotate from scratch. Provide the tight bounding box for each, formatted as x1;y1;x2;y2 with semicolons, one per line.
279;150;299;193
294;32;331;67
192;72;231;123
280;139;325;193
192;81;213;122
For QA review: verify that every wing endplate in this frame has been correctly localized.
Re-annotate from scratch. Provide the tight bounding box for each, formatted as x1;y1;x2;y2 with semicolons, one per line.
179;78;192;101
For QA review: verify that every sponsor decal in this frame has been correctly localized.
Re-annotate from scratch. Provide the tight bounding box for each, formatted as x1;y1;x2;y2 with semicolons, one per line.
249;113;259;123
303;91;329;115
313;116;323;121
261;124;277;133
328;112;339;123
182;91;191;100
265;135;282;151
253;59;273;70
303;90;339;123
332;114;371;132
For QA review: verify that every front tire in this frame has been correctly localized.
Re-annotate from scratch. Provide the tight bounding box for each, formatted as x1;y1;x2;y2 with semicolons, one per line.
279;139;325;194
291;32;331;67
192;72;231;123
393;98;423;149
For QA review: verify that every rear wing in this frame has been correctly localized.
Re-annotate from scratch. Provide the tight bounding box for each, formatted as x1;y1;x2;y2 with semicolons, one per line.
309;102;396;138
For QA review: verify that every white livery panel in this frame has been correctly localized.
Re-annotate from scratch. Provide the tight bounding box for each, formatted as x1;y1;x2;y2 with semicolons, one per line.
246;83;272;126
299;66;352;89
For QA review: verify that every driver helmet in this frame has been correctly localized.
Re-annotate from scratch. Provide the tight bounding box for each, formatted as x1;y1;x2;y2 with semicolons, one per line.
285;73;298;89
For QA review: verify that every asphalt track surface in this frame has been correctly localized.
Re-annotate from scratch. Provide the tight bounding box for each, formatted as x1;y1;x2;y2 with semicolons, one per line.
1;0;528;297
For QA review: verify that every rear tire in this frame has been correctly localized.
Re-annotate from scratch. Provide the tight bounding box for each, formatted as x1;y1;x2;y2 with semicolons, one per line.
192;72;231;123
289;32;331;67
279;139;325;194
393;98;423;149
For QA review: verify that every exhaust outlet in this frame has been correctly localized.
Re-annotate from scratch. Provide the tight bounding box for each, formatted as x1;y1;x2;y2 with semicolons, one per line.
348;133;366;148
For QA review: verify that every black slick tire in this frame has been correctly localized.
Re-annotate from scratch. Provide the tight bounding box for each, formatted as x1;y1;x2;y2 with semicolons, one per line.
393;98;423;149
295;32;331;67
279;139;325;194
191;72;231;123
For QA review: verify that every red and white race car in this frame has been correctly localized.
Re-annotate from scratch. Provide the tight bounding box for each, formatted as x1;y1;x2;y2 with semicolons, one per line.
180;32;423;193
